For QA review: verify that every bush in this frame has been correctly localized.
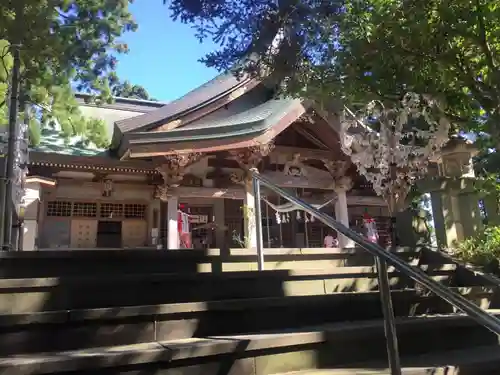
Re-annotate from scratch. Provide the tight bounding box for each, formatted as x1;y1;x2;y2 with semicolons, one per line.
453;226;500;266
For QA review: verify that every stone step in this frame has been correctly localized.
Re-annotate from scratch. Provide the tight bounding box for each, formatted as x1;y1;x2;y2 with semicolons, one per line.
276;344;500;374
276;370;439;375
0;265;459;314
0;260;485;314
199;249;421;271
0;313;498;375
0;289;493;356
0;248;421;278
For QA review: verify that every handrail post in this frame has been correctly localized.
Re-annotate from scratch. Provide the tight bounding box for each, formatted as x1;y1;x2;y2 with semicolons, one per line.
249;170;500;336
375;256;402;375
252;175;265;270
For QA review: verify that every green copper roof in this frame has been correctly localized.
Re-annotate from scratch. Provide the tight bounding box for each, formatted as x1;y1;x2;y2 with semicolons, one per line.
31;128;110;157
33;97;304;158
127;98;302;145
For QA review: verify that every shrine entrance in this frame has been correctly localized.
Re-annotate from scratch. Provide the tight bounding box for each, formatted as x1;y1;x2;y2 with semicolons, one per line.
96;221;122;248
182;205;214;248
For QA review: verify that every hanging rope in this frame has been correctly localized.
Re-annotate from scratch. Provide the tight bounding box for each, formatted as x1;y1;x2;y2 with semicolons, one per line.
265;200;271;247
303;188;309;247
278;196;283;247
262;197;335;213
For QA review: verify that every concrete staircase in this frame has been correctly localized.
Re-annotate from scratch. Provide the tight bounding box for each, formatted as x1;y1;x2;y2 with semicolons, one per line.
0;247;498;374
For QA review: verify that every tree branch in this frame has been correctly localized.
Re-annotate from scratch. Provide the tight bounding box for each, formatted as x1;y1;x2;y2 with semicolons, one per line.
475;0;497;70
454;50;495;108
0;49;11;82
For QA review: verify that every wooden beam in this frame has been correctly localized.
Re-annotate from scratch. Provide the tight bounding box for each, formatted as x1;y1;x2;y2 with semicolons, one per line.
271;146;335;163
207;157;240;169
347;196;385;206
30;152;157;174
170;186;244;200
291;124;330;150
25;176;57;186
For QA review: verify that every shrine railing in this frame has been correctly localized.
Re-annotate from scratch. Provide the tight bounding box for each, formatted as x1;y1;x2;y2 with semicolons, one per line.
249;169;500;375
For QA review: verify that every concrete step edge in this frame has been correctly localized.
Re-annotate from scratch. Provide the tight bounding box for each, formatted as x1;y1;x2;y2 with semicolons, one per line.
0;267;460;289
0;320;499;374
0;287;494;326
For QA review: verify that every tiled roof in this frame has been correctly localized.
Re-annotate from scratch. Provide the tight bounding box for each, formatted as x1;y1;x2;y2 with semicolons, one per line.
115;71;255;133
31;128;110;157
75;94;164;113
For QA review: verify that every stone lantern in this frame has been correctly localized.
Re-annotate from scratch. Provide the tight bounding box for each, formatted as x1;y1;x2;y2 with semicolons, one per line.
436;136;477;179
423;135;482;248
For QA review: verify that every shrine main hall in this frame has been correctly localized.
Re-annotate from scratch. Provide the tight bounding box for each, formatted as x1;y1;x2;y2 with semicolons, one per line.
22;71;396;251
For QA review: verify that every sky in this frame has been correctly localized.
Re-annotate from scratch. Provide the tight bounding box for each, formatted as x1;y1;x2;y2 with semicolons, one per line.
114;1;220;103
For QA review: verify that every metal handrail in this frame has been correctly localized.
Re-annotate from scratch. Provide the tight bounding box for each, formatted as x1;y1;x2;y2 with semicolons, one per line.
250;170;500;375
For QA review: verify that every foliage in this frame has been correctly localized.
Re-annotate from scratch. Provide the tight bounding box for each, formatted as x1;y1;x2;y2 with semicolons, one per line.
453;225;500;266
231;230;248;248
109;75;156;101
0;0;137;146
167;0;500;148
475;173;500;196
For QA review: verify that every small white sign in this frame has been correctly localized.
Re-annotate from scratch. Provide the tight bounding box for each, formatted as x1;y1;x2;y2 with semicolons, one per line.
189;215;208;224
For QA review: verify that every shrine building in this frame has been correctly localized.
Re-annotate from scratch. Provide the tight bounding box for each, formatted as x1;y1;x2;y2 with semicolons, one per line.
22;71;395;251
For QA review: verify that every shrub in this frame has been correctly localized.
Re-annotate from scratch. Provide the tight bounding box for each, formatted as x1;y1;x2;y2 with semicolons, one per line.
453;226;500;266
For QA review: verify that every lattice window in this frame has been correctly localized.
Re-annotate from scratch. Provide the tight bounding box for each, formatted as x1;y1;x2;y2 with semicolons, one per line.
72;202;97;217
124;204;146;219
100;203;123;218
46;201;72;217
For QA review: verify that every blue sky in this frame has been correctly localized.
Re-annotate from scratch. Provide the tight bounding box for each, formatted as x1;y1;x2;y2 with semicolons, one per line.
114;1;219;102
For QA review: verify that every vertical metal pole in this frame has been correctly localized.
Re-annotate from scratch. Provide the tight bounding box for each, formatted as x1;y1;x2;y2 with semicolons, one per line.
2;45;21;250
252;177;264;270
390;216;398;247
375;256;402;375
278;196;283;247
265;198;271;247
303;188;309;247
305;215;309;247
17;221;23;251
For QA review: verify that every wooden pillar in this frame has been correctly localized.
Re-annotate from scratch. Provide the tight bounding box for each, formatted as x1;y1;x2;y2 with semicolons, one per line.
243;181;257;249
324;160;354;248
167;195;179;250
159;201;168;249
335;188;354;248
229;143;274;250
155;152;202;249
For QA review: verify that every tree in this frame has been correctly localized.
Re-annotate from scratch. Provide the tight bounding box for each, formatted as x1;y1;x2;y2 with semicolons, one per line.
109;75;156;101
0;0;138;146
168;0;500;152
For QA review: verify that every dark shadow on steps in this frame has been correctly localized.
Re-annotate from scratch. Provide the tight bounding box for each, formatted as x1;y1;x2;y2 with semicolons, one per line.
0;247;497;374
0;248;302;375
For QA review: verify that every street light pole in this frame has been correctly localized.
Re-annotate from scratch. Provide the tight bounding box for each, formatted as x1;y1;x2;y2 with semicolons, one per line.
1;44;21;250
